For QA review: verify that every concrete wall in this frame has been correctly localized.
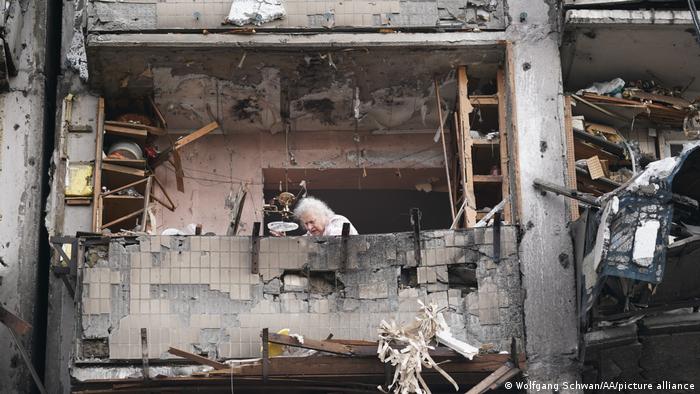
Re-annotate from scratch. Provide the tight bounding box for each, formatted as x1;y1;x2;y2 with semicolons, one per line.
0;1;48;393
73;228;522;379
87;0;506;31
152;131;445;233
49;0;585;391
503;1;582;391
44;1;100;393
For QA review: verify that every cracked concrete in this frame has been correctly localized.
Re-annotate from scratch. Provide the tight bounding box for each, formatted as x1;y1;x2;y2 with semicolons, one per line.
72;228;522;374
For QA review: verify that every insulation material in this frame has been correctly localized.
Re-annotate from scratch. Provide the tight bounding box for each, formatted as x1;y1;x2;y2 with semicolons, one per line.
225;0;286;26
65;163;94;196
576;78;625;97
586;156;605;180
632;220;660;267
377;301;463;393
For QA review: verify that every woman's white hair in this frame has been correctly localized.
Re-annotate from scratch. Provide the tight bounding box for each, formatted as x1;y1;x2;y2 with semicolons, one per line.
294;196;335;224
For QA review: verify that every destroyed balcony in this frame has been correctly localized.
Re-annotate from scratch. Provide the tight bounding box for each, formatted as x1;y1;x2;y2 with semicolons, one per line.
86;0;507;32
69;228;524;391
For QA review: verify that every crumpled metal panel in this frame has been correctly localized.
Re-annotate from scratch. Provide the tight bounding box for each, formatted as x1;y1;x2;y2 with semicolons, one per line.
594;144;699;284
599;193;672;283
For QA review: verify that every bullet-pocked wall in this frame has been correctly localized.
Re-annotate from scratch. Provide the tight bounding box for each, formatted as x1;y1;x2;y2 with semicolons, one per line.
73;228;522;380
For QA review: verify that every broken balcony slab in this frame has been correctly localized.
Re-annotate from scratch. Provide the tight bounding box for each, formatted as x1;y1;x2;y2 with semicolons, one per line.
86;0;506;31
566;9;700;26
72;227;522;380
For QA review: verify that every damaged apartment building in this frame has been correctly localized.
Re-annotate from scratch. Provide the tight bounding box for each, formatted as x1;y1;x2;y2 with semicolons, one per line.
0;0;699;393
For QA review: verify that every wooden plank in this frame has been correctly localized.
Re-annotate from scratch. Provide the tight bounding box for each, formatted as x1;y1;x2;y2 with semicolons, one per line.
573;140;628;165
5;323;48;394
224;354;526;377
102;162;147;177
102;158;146;169
65;198;92;206
104;124;148;140
564;96;579;221
152;175;176;211
171;150;185;193
472;138;499;145
101;208;145;229
104;120;166;136
101;177;149;197
0;304;31;335
505;42;522;223
268;333;354;356
469;95;498;105
454;111;468;228
141;176;152;232
168;347;229;370
473;175;503;183
496;68;511;223
174;121;219;150
102;195;144;201
93;98;105;232
435;79;456;221
457;66;477;227
465;363;514;394
149;96;168;129
268;333;465;358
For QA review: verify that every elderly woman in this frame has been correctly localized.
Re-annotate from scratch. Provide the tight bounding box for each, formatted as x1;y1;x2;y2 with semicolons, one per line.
293;197;358;236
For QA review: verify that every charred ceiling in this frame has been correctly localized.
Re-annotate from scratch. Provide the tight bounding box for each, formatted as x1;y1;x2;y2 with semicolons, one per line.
86;40;504;133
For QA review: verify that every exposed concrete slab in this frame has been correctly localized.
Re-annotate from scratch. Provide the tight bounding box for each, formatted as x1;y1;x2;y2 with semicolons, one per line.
505;1;581;391
86;0;506;31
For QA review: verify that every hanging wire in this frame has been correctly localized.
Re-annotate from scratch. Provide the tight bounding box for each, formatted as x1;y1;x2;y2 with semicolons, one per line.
689;0;700;47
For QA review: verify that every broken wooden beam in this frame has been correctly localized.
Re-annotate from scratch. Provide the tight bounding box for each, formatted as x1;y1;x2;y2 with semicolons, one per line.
174;121;220;150
267;333;355;356
457;66;477;227
167;347;229;370
0;306;47;394
104;120;166;136
104;123;148;140
465;362;519;394
0;305;31;335
435;78;456;221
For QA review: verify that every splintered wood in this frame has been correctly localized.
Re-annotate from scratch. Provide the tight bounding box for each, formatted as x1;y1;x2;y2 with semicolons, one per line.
377;301;478;394
457;66;477;227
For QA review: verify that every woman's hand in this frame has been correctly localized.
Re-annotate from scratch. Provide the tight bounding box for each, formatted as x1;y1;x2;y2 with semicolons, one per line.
270;230;286;237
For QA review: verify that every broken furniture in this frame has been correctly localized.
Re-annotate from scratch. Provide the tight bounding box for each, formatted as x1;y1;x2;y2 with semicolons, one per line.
453;67;513;227
92;98;153;233
564;79;699;221
91;97;218;233
112;327;525;393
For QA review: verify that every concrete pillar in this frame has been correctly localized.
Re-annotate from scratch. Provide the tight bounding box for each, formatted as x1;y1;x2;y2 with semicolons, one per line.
0;2;49;393
507;1;582;391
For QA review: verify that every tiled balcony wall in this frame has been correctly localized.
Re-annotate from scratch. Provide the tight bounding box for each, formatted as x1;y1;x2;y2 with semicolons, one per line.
76;228;522;363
